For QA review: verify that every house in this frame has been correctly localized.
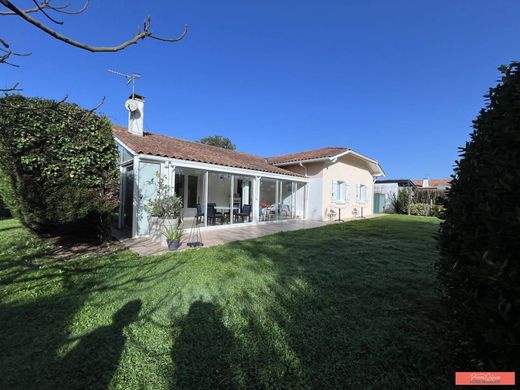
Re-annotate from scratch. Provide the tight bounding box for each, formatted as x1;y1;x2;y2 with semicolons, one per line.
412;178;451;191
113;94;385;238
374;179;416;213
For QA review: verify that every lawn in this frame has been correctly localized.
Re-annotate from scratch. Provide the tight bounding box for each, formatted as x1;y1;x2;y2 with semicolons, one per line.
0;215;450;389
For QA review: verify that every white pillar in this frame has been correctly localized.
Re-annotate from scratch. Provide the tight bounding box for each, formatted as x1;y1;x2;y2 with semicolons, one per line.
253;176;260;223
203;171;208;227
132;155;139;238
230;175;234;224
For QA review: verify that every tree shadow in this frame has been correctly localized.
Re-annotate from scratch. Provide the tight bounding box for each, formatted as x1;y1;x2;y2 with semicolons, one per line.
172;301;236;389
52;300;142;389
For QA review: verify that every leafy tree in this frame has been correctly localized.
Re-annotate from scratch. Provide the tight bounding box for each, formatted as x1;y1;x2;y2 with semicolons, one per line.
199;135;236;150
0;94;119;241
438;63;520;370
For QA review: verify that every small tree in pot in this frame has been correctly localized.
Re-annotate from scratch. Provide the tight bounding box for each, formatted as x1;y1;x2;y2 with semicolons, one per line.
163;224;183;251
145;172;183;246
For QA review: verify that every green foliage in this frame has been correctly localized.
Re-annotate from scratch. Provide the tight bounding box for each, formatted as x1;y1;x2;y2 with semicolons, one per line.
144;172;183;218
199;135;236;150
410;203;431;216
0;95;118;241
431;204;445;219
163;224;183;241
390;188;411;214
438;63;520;370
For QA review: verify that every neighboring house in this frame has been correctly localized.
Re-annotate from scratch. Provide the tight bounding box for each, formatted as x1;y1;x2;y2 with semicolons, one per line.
113;94;385;238
374;179;416;213
412;178;451;191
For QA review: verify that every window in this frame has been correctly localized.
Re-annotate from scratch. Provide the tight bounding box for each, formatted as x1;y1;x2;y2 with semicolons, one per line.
118;144;133;164
357;184;368;203
332;180;349;203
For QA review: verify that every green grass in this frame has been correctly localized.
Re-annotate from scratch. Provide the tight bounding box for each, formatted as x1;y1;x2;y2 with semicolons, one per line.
0;215;450;389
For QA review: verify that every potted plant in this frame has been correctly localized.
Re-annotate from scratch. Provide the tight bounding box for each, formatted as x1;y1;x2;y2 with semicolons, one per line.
163;224;183;251
145;172;183;246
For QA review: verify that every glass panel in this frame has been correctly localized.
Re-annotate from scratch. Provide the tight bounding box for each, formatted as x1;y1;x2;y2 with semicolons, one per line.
259;178;278;221
207;172;232;225
187;175;198;208
279;181;294;220
123;166;134;231
295;182;305;219
137;161;160;235
233;176;253;224
118;144;133;164
175;173;185;207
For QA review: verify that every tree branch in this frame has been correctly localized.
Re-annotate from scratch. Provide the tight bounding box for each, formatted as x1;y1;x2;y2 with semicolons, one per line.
0;81;21;92
30;0;64;24
0;0;188;52
0;0;73;15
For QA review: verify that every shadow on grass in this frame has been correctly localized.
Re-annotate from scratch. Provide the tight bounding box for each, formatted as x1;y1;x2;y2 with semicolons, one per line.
53;300;142;389
172;301;236;389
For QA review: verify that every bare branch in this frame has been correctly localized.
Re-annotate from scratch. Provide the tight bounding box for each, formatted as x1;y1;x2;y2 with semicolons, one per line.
0;0;188;52
0;81;21;92
0;0;85;15
46;0;88;15
30;0;64;24
0;37;31;66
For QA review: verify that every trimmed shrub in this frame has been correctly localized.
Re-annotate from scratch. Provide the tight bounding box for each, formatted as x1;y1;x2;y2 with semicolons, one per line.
410;203;431;216
438;63;520;370
390;188;411;214
0;95;119;241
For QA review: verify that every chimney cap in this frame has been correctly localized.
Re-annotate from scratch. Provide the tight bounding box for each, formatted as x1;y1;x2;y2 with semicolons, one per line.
128;93;145;101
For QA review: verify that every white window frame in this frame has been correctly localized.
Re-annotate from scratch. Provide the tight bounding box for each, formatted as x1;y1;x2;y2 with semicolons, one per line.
357;184;368;203
332;180;349;204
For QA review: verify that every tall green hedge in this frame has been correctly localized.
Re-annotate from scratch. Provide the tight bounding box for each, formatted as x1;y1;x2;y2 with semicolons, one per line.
438;63;520;370
0;95;119;241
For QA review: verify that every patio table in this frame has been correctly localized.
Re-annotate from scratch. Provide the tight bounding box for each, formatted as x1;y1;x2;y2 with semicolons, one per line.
215;206;240;223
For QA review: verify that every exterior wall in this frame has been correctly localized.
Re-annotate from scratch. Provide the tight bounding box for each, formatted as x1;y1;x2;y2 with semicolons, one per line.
321;154;375;220
277;156;377;221
374;182;398;213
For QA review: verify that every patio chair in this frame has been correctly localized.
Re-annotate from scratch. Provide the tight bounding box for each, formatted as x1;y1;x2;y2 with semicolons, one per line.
195;203;204;224
207;204;224;225
235;204;252;223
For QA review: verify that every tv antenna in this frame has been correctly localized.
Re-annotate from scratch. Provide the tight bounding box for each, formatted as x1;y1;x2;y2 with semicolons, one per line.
108;69;142;96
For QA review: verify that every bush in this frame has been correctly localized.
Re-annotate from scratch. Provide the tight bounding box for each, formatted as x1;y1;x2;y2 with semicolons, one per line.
438;63;520;370
390;188;411;214
431;204;445;219
0;95;119;241
410;203;431;216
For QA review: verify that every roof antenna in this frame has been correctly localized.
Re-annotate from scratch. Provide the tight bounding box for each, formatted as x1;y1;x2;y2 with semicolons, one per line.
108;69;142;97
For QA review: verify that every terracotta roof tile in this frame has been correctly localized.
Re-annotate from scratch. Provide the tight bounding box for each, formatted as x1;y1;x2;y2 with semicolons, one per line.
267;147;349;165
113;125;303;177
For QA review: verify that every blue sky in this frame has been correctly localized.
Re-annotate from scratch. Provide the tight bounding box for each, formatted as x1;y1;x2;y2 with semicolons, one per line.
2;0;520;178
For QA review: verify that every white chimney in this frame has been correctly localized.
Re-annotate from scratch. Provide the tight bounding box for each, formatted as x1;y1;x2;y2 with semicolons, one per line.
125;94;144;136
422;178;429;188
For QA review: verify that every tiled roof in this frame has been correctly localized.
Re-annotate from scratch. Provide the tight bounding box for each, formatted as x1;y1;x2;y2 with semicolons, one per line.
113;125;303;177
267;147;349;165
412;179;451;188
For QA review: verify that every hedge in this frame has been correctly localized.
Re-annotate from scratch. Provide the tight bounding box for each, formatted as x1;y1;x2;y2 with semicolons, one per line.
438;63;520;370
0;95;119;241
